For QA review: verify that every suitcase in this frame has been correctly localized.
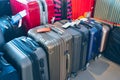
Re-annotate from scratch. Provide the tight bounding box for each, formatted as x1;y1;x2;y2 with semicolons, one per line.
0;10;26;42
0;52;19;80
3;36;49;80
100;23;111;52
0;0;12;17
80;20;101;63
54;20;81;75
54;20;89;75
87;19;103;54
28;24;72;80
10;0;41;31
103;27;120;64
53;0;72;21
37;0;48;24
46;0;55;23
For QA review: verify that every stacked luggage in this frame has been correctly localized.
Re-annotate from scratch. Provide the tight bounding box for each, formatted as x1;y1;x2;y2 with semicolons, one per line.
0;0;113;80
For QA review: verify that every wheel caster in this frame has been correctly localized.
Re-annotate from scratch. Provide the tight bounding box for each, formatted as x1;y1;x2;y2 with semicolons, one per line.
86;63;90;68
98;54;102;58
81;67;87;71
67;77;71;80
95;56;98;61
71;72;77;78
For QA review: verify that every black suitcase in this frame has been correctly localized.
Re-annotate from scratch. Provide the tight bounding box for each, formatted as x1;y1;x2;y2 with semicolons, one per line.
3;36;49;80
104;27;120;64
0;0;12;17
0;52;19;80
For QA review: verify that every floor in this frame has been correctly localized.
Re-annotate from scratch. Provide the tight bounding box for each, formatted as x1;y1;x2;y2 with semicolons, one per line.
71;56;120;80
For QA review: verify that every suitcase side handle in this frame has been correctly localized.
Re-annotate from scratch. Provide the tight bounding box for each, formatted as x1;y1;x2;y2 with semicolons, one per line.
66;52;70;73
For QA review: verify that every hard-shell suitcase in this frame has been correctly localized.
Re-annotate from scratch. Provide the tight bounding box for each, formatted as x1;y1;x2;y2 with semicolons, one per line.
53;0;72;21
54;20;89;73
46;0;55;23
87;19;102;54
28;24;72;80
100;23;111;52
80;20;100;63
104;27;120;64
0;10;26;42
3;36;49;80
0;52;19;80
54;21;81;75
0;0;12;17
37;0;48;24
10;0;41;31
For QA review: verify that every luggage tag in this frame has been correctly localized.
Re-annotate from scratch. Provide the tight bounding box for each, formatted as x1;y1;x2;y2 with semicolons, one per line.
62;22;72;29
11;10;27;27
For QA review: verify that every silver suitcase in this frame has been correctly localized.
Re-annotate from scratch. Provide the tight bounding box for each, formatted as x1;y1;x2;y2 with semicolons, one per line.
28;24;72;80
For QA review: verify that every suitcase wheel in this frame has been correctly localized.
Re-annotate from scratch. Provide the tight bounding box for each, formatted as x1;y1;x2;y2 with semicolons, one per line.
86;62;90;68
98;54;102;58
71;72;77;78
81;66;87;71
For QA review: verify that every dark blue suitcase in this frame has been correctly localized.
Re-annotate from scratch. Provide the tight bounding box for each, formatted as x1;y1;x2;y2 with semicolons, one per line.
0;0;12;17
80;20;101;63
88;19;102;54
0;10;26;42
0;52;19;80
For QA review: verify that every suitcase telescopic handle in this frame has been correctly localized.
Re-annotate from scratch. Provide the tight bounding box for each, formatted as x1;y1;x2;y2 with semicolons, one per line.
66;52;70;73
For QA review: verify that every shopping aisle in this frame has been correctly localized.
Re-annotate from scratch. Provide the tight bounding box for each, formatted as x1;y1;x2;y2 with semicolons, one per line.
71;56;120;80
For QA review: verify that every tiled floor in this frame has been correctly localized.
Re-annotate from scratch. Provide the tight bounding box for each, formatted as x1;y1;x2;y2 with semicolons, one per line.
71;56;120;80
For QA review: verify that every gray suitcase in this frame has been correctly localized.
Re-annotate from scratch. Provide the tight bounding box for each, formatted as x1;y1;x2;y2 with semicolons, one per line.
28;25;72;80
3;36;49;80
54;21;82;75
54;20;89;74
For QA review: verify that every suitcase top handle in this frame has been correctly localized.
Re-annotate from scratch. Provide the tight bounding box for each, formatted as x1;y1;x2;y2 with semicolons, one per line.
19;37;39;50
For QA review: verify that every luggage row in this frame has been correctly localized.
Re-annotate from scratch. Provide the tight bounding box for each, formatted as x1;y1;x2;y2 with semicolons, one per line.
0;14;111;80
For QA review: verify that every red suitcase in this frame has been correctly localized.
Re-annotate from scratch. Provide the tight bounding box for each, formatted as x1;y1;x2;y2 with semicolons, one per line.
10;0;41;31
46;0;55;23
72;0;95;19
